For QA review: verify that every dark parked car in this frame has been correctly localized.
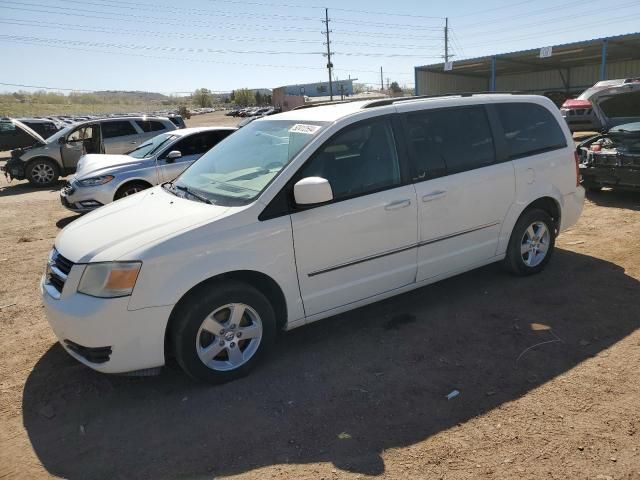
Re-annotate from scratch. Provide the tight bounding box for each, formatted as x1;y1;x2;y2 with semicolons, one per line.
17;118;63;139
578;83;640;191
0;118;43;151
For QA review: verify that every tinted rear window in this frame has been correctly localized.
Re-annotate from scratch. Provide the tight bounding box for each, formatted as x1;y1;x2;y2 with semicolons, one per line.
495;103;566;159
136;120;167;132
406;106;496;178
101;120;137;138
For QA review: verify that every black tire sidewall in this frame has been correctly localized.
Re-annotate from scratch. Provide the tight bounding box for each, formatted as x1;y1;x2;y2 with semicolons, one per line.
506;208;556;276
172;281;277;384
114;182;150;200
27;159;59;187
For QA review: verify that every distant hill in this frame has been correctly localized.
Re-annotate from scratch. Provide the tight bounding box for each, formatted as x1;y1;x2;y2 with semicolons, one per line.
92;91;171;102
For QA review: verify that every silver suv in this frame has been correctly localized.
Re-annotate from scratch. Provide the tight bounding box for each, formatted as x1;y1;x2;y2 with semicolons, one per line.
3;117;177;186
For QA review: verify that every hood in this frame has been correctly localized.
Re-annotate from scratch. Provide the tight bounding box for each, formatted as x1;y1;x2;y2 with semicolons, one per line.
590;83;640;130
56;186;231;263
75;154;148;178
5;118;47;145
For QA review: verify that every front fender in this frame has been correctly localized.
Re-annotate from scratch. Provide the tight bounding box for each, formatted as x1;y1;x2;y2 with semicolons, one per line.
126;214;304;326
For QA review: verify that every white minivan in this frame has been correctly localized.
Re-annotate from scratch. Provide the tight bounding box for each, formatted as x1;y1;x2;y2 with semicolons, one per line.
41;95;585;383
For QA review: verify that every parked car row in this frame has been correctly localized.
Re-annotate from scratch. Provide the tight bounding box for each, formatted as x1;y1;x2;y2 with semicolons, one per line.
39;94;584;384
226;106;279;118
3;116;179;186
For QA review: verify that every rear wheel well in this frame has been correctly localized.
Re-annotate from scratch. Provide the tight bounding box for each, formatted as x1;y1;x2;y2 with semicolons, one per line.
164;270;288;358
523;197;560;233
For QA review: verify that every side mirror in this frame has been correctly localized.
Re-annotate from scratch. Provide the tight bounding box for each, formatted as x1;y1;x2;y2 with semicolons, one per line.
294;177;333;206
165;150;182;162
58;137;66;144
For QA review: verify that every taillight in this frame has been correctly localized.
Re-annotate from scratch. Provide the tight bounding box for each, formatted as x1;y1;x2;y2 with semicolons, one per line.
574;151;581;187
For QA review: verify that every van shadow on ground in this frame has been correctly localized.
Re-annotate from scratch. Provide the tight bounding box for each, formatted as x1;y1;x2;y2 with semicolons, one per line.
22;249;639;479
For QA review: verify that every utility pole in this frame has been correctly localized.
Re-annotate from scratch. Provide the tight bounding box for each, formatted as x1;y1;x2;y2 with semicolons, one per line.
444;17;449;63
322;8;334;101
380;66;384;91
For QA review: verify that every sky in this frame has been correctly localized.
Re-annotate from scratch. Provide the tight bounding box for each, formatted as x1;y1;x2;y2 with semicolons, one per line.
1;0;640;95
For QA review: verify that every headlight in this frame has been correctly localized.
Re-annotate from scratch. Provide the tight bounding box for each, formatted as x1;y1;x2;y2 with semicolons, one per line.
78;262;142;298
77;175;114;187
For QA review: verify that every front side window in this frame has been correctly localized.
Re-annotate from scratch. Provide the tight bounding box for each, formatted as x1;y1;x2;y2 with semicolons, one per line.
101;121;137;139
173;119;328;205
296;118;401;201
67;126;93;142
496;103;566;159
406;106;495;179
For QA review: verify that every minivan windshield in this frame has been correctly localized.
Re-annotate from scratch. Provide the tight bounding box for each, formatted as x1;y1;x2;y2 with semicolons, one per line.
128;133;177;158
172;119;328;205
45;124;75;144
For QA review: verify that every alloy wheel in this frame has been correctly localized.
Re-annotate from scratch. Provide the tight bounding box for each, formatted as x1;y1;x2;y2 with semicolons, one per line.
195;303;263;371
31;163;55;184
520;221;550;267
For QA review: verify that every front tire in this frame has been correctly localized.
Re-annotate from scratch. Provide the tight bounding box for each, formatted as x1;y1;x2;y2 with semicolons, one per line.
26;159;60;187
171;281;276;384
114;181;151;200
503;208;556;276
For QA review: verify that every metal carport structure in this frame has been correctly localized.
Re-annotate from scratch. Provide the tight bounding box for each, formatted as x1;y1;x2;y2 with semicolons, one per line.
415;33;640;98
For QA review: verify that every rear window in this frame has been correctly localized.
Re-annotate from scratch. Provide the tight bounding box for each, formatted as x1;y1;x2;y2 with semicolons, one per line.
136;120;167;132
598;90;640;119
495;103;566;159
406;106;496;178
101;120;137;139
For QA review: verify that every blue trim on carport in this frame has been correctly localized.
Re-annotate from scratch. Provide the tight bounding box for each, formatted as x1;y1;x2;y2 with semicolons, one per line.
600;38;608;80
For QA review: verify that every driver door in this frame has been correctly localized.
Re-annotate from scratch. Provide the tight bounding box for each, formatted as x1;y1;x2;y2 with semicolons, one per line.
61;124;100;171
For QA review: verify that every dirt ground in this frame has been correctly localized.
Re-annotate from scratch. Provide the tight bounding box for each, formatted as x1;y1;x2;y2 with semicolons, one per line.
1;114;639;479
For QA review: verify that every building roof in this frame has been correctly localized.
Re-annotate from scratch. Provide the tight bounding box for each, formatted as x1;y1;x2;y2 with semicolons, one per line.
416;32;640;77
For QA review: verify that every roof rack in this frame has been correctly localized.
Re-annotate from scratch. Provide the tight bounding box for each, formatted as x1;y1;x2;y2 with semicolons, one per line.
362;91;524;109
292;96;387;110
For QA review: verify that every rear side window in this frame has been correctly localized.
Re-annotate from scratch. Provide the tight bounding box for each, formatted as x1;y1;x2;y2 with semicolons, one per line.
101;121;137;139
136;120;167;132
406;106;495;178
495;103;566;159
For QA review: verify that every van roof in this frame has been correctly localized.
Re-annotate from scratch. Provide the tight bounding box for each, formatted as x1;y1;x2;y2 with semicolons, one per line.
271;93;548;123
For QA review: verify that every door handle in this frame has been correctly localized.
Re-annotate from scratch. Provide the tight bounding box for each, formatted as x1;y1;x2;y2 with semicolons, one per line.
384;199;411;211
422;190;447;202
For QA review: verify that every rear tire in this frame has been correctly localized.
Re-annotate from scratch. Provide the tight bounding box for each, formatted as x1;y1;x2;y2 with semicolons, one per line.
26;159;59;187
171;280;276;384
503;208;555;276
114;181;151;200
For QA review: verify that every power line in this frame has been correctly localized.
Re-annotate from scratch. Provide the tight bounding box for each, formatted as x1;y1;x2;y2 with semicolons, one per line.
1;1;320;32
50;0;319;22
0;18;443;50
453;0;531;18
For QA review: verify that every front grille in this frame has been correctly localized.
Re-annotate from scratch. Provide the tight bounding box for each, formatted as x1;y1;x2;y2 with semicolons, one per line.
62;181;75;195
64;339;112;364
47;249;74;295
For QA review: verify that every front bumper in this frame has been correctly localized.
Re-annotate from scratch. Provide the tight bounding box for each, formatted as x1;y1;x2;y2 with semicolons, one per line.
2;157;26;181
580;165;640;190
60;179;112;213
41;266;173;374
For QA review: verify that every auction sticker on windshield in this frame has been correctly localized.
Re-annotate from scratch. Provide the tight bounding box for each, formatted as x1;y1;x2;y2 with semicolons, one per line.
289;124;322;135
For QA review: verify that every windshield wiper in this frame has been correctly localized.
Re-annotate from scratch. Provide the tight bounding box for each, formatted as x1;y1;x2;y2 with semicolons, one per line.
175;184;212;204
